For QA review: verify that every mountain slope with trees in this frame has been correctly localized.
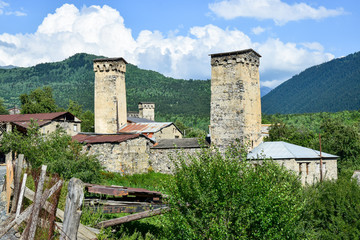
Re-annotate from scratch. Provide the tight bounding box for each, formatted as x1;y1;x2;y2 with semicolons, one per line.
262;51;360;114
0;53;211;117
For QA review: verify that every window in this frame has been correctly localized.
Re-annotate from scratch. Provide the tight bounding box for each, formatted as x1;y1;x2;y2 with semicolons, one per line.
73;124;78;132
316;162;326;175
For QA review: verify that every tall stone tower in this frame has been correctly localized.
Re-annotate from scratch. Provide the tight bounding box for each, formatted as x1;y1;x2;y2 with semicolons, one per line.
209;49;262;151
93;57;127;134
138;102;155;121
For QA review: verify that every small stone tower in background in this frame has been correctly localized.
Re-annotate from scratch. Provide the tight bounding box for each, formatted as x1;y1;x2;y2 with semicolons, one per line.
138;102;155;121
93;57;127;134
209;49;262;151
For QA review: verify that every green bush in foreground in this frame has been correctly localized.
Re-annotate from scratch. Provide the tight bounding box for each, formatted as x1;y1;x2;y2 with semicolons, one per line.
0;122;103;183
164;145;304;240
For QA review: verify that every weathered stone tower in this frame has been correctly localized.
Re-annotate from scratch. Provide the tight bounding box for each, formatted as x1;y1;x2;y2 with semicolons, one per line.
138;102;155;121
93;57;127;134
209;49;262;151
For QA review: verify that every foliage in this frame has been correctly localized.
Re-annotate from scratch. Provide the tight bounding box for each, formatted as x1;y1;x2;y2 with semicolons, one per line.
0;122;103;183
101;171;171;191
302;178;360;239
67;99;94;132
264;111;360;174
0;97;8;114
164;144;304;240
262;51;360;114
20;86;59;114
265;122;316;148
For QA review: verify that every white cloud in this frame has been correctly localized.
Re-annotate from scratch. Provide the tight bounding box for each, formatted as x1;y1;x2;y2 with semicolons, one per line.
0;1;26;16
252;26;265;35
209;0;345;25
0;4;334;86
261;79;284;88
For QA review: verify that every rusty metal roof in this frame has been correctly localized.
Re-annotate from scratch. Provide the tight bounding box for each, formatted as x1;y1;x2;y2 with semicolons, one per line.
72;133;147;144
0;112;80;129
119;122;174;134
0;112;71;122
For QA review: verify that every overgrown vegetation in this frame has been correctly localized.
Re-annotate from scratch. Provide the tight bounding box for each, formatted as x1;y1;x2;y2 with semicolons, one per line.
0;123;103;183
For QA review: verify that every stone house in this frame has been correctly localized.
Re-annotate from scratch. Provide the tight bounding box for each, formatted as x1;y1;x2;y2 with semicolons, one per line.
247;141;338;185
73;133;203;174
118;122;183;140
0;112;81;163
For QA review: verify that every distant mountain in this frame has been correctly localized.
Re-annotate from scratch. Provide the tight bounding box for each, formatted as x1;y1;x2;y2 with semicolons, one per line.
0;65;17;69
260;86;272;97
0;53;210;116
261;51;360;114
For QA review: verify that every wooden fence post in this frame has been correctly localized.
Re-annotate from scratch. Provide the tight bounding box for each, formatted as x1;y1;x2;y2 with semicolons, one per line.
60;178;84;240
27;165;47;240
5;152;13;214
11;154;24;213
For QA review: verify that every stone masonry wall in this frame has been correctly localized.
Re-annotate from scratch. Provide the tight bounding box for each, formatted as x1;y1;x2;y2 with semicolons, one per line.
85;137;152;175
210;50;262;151
276;158;338;185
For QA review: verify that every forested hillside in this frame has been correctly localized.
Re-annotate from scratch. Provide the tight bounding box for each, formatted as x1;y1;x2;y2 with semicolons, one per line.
0;53;211;117
262;51;360;114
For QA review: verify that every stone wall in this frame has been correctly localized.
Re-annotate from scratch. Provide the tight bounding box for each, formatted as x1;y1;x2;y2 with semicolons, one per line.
210;49;262;151
153;125;182;140
275;158;338;185
41;121;80;136
94;58;127;134
85;137;152;175
149;148;200;173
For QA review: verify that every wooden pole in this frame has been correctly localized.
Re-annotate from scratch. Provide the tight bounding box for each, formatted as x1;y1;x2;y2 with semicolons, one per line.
11;154;24;213
97;207;169;228
60;178;84;240
16;173;27;218
27;165;47;240
5;153;13;214
319;134;323;182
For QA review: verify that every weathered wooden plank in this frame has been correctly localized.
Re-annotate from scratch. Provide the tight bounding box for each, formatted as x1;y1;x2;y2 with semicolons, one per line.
87;203;169;214
11;154;24;213
16;173;27;218
60;178;84;240
27;164;47;240
5;155;14;213
96;207;169;228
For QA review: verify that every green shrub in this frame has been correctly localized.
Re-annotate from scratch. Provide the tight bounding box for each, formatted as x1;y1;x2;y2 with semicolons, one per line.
164;144;304;240
0;123;103;183
302;177;360;239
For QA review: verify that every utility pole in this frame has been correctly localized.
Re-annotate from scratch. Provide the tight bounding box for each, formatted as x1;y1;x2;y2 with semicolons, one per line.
319;133;323;182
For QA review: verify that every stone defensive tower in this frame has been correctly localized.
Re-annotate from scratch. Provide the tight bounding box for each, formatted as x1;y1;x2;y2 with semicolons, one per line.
209;49;262;151
93;57;127;134
138;102;155;121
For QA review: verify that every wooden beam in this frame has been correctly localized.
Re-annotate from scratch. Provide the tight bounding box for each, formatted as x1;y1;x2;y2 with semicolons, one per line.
16;173;27;218
97;207;169;228
60;178;84;240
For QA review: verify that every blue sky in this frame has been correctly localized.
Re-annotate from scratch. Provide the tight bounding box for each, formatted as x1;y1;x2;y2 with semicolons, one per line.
0;0;358;88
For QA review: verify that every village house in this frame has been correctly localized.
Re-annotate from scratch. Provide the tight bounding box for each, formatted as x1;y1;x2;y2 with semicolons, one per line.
0;111;81;163
247;141;338;185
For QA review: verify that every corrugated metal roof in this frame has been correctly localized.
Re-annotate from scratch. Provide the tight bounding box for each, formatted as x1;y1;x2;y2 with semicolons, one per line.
72;133;144;144
119;122;173;134
0;112;70;122
247;141;338;160
127;117;155;123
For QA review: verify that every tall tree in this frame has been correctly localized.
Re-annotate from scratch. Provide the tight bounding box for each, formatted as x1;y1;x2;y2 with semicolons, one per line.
0;98;8;114
20;86;59;114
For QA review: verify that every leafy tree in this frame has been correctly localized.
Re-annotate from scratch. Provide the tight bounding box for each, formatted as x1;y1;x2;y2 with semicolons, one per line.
320;118;360;172
302;178;360;239
265;122;316;148
67;99;94;132
20;86;59;114
0;122;103;183
0;98;8;114
164;144;304;239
